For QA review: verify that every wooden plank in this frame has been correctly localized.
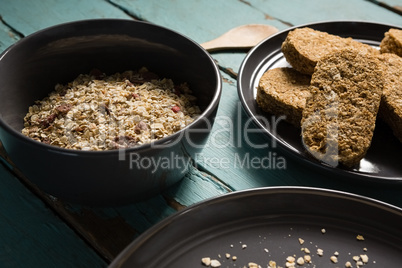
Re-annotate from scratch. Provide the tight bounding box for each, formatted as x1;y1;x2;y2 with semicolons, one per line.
162;164;232;207
0;162;106;267
109;0;289;76
0;138;230;261
110;0;288;44
0;20;20;53
247;0;402;25
0;0;132;36
111;0;401;79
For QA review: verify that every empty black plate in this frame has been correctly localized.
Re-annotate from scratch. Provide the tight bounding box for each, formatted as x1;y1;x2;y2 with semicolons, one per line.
237;21;402;183
109;187;402;267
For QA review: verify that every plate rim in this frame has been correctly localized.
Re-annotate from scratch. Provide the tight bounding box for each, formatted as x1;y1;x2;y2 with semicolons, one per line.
237;20;402;183
109;186;402;267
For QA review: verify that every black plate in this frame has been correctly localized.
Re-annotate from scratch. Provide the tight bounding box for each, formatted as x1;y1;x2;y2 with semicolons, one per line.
109;187;402;267
237;21;402;183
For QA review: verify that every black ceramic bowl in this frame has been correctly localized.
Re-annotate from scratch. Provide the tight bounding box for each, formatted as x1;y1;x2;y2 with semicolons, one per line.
0;19;221;205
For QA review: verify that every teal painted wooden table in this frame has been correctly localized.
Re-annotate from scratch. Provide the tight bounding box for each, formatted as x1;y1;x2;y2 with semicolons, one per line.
0;1;401;267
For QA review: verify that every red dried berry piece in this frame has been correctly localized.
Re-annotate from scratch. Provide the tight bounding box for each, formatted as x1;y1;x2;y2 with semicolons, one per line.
39;113;57;128
171;105;180;113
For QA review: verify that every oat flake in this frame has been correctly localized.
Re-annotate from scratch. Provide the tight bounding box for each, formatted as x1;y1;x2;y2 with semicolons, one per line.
22;68;201;150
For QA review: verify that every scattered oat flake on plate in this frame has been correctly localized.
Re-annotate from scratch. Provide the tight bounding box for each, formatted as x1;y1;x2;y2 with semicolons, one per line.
360;254;369;263
330;255;338;263
296;257;304;265
201;258;221;267
248;262;260;268
210;259;221;267
353;256;360;262
201;257;211;266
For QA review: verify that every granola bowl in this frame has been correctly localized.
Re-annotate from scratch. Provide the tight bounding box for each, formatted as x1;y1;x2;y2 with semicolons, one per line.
0;19;222;205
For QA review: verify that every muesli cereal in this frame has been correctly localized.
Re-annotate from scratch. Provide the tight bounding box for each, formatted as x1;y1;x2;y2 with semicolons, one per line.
22;68;201;150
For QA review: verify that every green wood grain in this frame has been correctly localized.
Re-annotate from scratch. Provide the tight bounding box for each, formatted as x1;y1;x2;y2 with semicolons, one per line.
248;0;402;25
110;0;288;44
0;0;132;37
0;163;106;268
54;164;231;260
0;21;20;53
82;162;232;237
162;163;231;206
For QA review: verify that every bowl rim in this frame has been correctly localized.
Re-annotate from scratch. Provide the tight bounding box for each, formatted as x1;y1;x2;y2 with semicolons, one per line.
0;18;222;156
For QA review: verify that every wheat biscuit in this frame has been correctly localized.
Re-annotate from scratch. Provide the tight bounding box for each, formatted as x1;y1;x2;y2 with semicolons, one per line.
380;28;402;57
281;27;379;75
256;67;311;127
377;53;402;143
301;49;383;167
